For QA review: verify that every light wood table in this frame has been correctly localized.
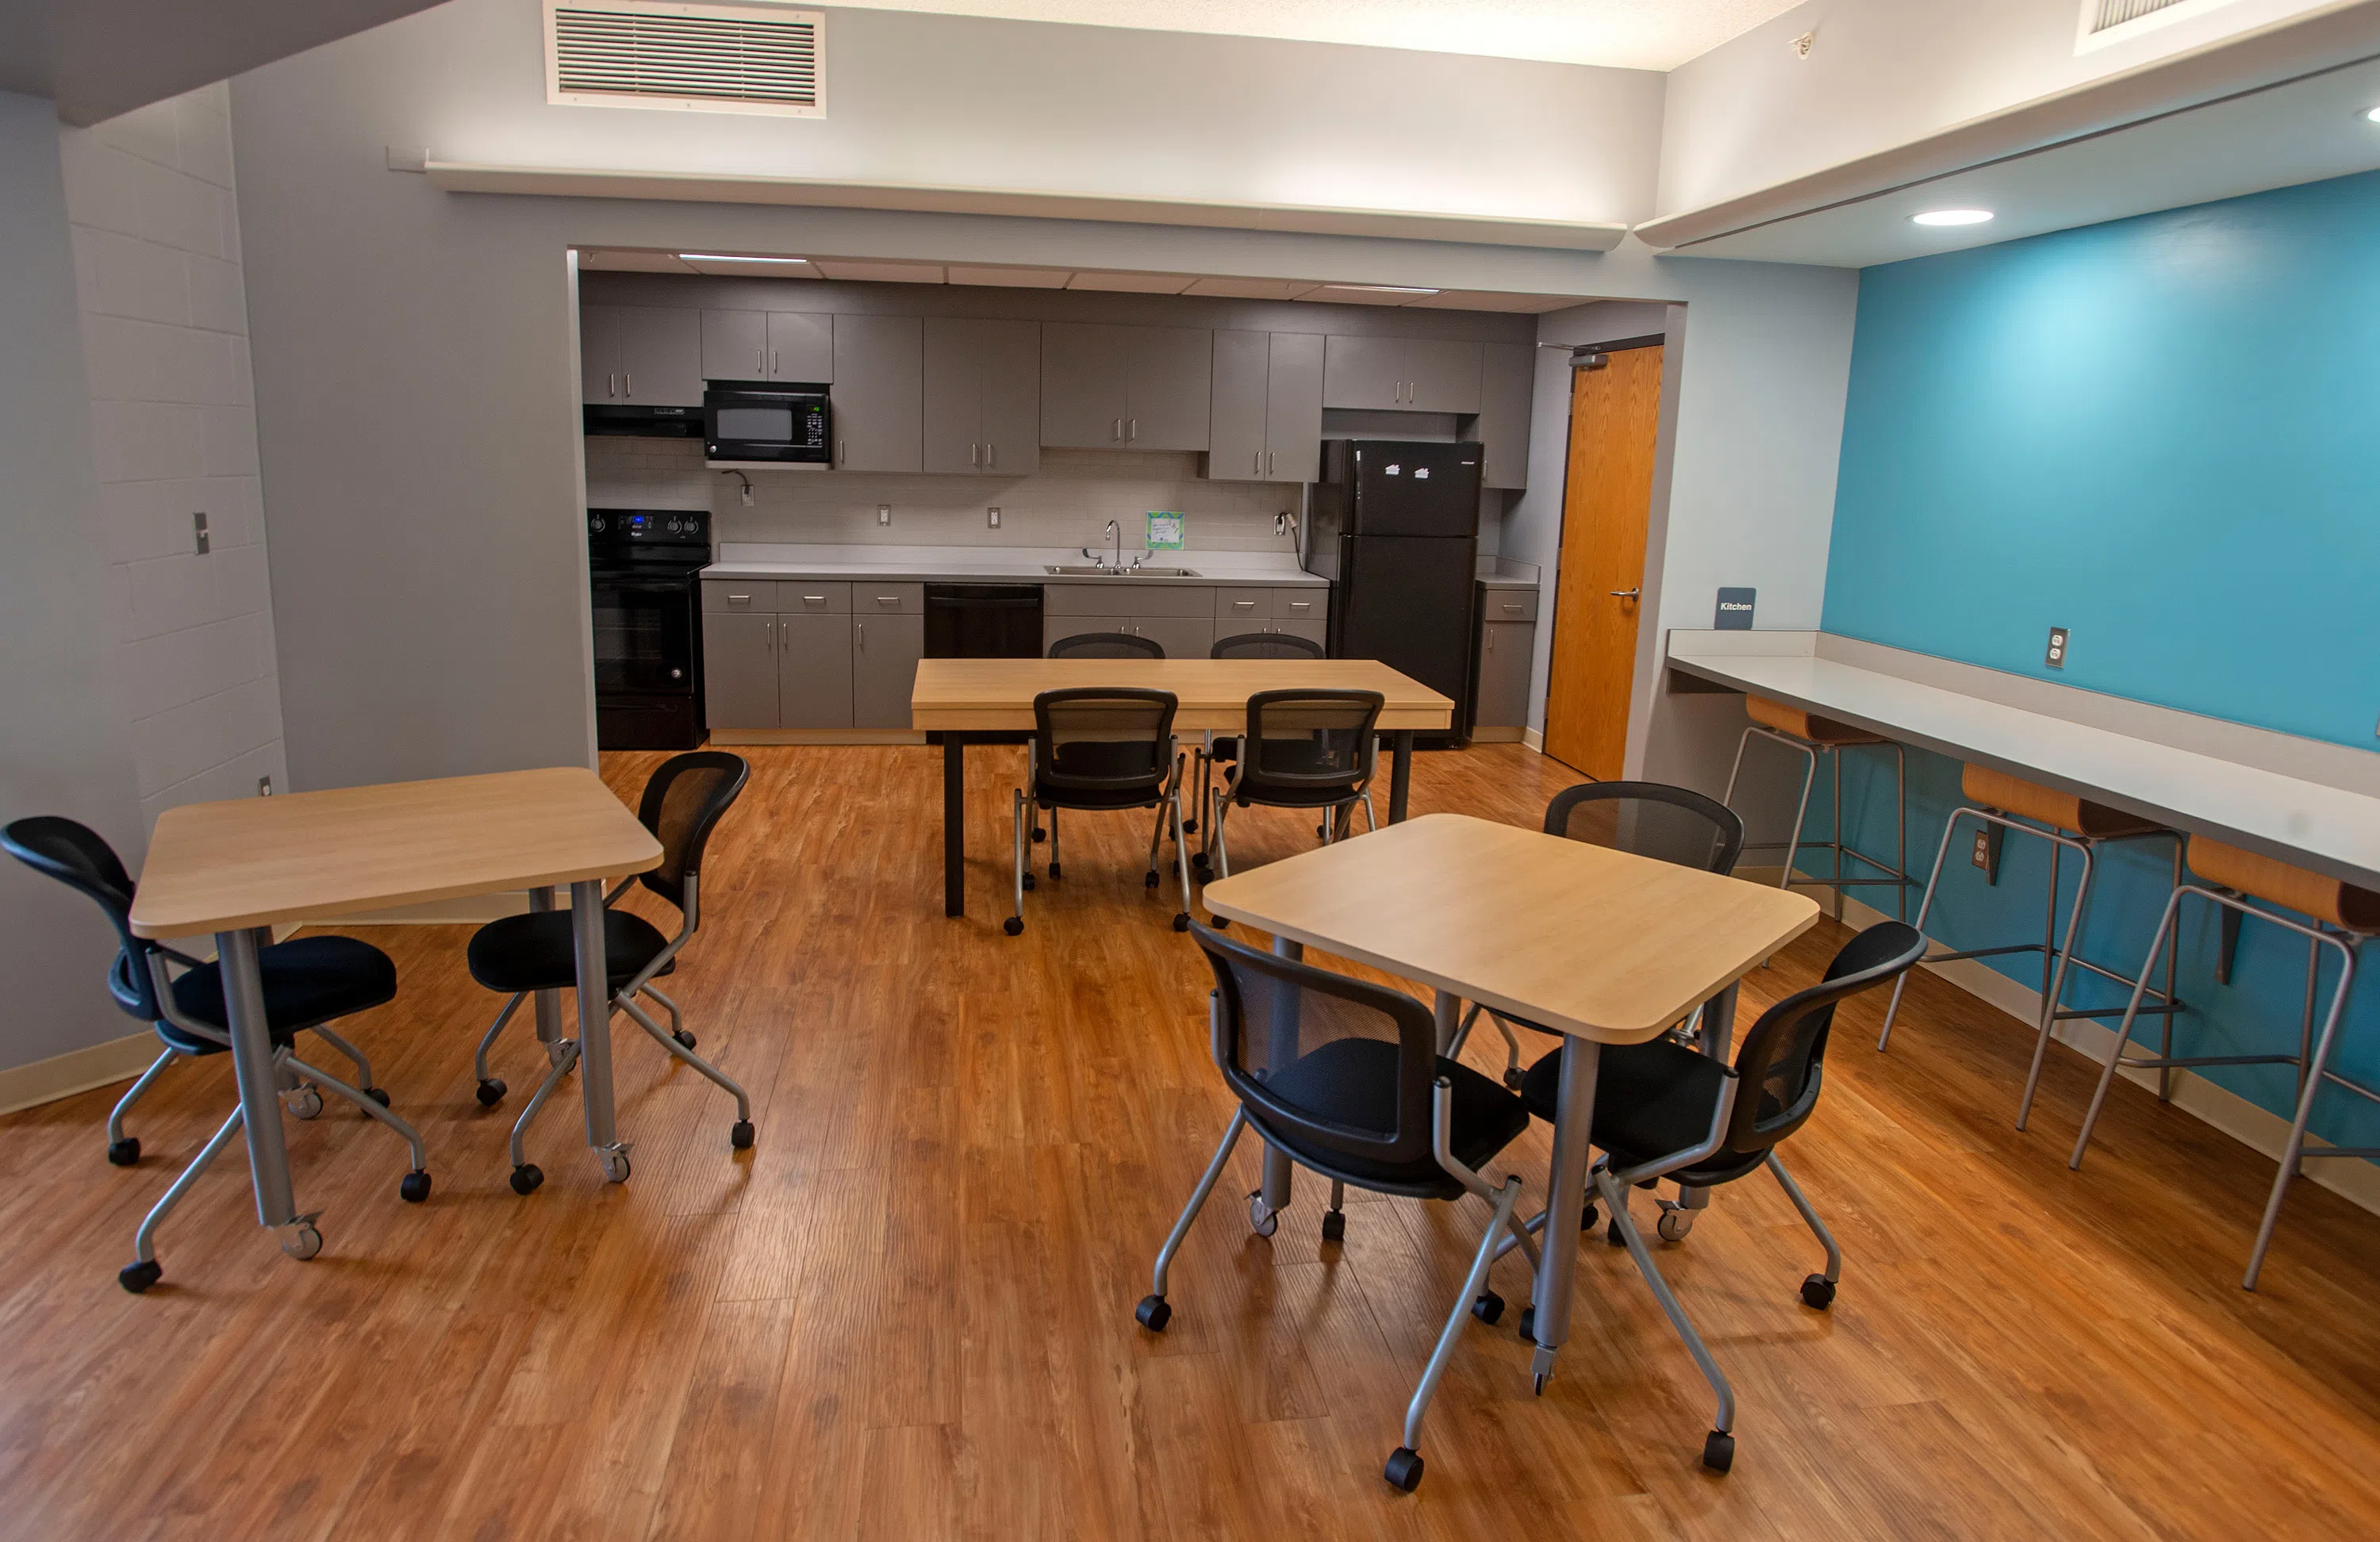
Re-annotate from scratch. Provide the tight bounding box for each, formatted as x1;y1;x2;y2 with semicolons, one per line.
1201;812;1819;1389
129;768;661;1260
910;658;1454;918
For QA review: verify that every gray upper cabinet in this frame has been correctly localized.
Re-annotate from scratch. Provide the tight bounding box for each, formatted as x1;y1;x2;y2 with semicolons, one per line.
831;313;923;472
1475;342;1534;489
1207;330;1325;484
1040;323;1210;450
766;312;834;382
923;318;1040;474
1322;334;1482;414
582;305;703;407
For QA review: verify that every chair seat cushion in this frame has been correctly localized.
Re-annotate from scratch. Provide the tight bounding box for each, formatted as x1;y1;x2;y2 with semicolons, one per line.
1035;779;1165;811
1254;1038;1530;1199
1519;1032;1757;1183
466;907;674;995
163;935;398;1054
1208;736;1239;762
1036;739;1168;809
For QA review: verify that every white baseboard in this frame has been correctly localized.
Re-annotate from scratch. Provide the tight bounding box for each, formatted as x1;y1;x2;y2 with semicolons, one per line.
1823;886;2380;1219
1522;727;1544;752
0;1032;159;1117
710;729;927;746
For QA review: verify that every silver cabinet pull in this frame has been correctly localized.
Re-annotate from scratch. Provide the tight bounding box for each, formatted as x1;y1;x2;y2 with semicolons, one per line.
1268;451;1276;477
856;621;864;651
771;348;779;376
1485;629;1494;652
1285;600;1311;612
608;373;617;398
1233;600;1257;610
1127;417;1138;441
1610;588;1640;600
986;442;996;467
758;347;766;375
839;438;847;465
1253;451;1261;476
1501;602;1523;612
971;442;981;466
624;372;632;397
1112;416;1123;442
877;594;900;606
727;593;753;607
763;619;774;650
802;593;827;606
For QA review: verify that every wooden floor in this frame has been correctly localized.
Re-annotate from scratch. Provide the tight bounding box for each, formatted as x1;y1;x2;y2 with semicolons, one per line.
5;743;2379;1540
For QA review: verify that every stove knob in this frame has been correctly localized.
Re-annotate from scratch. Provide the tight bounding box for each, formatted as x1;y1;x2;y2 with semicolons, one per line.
589;516;606;533
666;516;683;534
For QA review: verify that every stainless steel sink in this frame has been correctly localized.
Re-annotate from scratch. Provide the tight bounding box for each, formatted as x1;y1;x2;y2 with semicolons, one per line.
1042;565;1201;577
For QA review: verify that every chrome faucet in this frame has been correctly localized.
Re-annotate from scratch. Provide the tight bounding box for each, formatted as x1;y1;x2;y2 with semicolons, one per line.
1081;519;1126;573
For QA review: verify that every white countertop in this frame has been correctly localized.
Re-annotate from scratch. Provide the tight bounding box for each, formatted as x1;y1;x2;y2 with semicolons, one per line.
702;543;1325;587
1666;630;2380;892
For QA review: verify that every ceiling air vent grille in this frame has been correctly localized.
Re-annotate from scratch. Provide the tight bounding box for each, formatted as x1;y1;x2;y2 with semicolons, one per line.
547;2;824;117
2078;0;2240;52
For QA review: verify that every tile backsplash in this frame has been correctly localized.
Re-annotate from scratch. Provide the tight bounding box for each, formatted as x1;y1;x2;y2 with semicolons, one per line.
585;438;1305;554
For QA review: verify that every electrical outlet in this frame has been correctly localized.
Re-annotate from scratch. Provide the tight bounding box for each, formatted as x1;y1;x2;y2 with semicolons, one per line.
192;512;209;555
877;504;891;527
257;776;273;796
739;482;754;507
1971;829;1991;869
987;506;1001;530
2045;626;2069;669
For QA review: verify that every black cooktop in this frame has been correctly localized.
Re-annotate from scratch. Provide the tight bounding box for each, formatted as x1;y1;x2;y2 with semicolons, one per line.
589;507;710;573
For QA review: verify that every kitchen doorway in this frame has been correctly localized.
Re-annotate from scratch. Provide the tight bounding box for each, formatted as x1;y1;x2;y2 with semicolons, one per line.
1542;342;1664;778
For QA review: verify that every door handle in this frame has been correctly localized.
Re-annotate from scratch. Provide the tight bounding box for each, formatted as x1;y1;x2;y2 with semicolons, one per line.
1233;600;1256;610
1610;589;1640;600
763;619;774;650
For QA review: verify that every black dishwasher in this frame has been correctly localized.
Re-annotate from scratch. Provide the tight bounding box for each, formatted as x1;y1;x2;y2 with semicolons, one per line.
924;584;1044;658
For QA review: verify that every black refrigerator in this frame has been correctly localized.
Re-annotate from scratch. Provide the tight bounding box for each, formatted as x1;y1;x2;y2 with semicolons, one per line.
1306;439;1481;746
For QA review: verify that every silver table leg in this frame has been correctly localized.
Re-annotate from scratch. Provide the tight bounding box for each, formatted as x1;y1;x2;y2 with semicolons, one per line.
1530;1034;1603;1392
570;878;630;1182
530;885;562;1048
1258;935;1303;1221
217;928;310;1247
1434;989;1460;1055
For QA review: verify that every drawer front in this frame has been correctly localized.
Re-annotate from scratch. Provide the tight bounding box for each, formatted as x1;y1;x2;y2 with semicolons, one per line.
1125;585;1215;619
1480;586;1540;624
704;579;780;615
781;581;850;616
1273;589;1326;627
1045;582;1213;618
1214;587;1274;622
1044;584;1123;617
853;582;925;616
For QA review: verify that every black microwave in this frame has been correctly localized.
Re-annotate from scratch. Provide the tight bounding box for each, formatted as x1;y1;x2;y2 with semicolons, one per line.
704;382;831;466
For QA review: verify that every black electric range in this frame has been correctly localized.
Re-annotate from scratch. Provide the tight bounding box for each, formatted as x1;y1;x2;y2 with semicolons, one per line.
589;507;711;750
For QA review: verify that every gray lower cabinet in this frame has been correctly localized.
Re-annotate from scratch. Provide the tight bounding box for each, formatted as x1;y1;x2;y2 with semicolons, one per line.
703;611;781;729
832;314;923;471
1475;342;1534;489
776;612;853;728
1133;615;1216;660
1473;585;1539;731
851;613;924;728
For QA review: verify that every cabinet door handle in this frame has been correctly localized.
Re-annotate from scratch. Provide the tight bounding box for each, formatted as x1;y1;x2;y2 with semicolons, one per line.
1127;417;1138;441
758;347;766;375
624;372;632;397
839;438;847;465
985;442;996;467
1112;416;1123;442
1285;600;1311;612
608;373;617;398
1233;600;1257;610
1253;450;1261;476
971;442;980;467
763;619;774;650
727;593;753;607
856;621;864;651
1485;629;1494;652
877;594;900;606
1268;451;1276;477
802;593;827;606
1502;602;1524;613
771;348;779;376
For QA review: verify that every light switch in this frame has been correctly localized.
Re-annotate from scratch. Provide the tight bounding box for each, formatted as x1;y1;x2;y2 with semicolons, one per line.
877;504;891;527
193;512;209;555
987;507;1001;529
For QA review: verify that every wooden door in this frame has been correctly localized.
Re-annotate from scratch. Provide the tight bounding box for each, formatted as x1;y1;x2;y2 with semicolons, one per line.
1543;345;1663;779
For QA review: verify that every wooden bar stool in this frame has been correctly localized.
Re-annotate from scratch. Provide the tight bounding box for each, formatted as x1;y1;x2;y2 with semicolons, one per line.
2070;835;2380;1290
1879;765;2185;1128
1721;696;1913;923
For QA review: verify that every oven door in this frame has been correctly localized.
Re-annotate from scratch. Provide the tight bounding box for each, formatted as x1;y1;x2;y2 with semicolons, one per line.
590;572;697;696
704;386;831;465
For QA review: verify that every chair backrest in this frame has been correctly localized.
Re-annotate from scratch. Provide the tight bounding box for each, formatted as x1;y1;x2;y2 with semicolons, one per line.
1048;631;1165;659
2;816;162;1022
1544;781;1745;876
1211;631;1324;661
1238;689;1383;792
1031;688;1178;796
1723;921;1925;1153
1192;919;1439;1169
635;751;750;910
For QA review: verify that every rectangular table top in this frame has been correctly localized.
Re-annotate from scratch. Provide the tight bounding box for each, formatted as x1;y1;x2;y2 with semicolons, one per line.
909;658;1454;732
1667;635;2380;893
129;767;661;937
1199;813;1821;1043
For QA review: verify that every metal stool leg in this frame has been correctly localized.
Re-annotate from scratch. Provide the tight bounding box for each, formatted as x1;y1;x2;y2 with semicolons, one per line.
2071;887;2187;1168
1879;812;1966;1051
2244;935;2361;1290
2017;841;2097;1132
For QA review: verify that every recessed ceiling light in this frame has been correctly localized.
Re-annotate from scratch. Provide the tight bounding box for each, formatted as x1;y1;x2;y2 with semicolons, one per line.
1910;209;1994;227
2366;105;2380;123
678;253;812;263
1326;284;1441;294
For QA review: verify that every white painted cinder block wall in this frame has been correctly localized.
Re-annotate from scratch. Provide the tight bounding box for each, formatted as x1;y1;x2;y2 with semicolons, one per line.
57;83;289;829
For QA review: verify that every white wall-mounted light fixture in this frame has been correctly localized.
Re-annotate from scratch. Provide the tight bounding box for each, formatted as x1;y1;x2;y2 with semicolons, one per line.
679;253;812;263
1330;284;1441;294
2365;104;2380;124
1910;209;1995;227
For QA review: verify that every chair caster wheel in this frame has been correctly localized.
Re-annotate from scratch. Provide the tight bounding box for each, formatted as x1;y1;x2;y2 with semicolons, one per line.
1656;1208;1694;1243
599;1148;631;1184
1472;1290;1504;1325
1503;1068;1526;1091
281;1224;323;1261
1047;862;1062;880
399;1171;432;1203
1022;873;1036;891
1032;827;1046;842
364;1087;391;1107
1003;916;1024;936
1192;857;1211;876
1182;817;1199;834
1581;1203;1599;1233
1172;913;1191;932
1607;1220;1629;1248
475;1078;506;1107
286;1085;323;1120
673;1029;697;1050
107;1137;140;1167
119;1260;163;1294
1800;1274;1836;1310
1383;1448;1424;1492
1211;916;1228;930
510;1164;544;1195
1145;869;1160;888
1702;1430;1736;1473
1518;1306;1534;1344
1321;1209;1345;1242
731;1119;755;1150
1246;1190;1278;1237
1134;1295;1172;1332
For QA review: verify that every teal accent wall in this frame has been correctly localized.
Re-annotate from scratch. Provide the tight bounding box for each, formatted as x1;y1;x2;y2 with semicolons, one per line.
1806;169;2380;1166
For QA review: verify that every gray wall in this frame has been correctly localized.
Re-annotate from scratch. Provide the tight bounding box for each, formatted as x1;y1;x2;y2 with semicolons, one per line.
0;90;150;1073
230;0;1860;793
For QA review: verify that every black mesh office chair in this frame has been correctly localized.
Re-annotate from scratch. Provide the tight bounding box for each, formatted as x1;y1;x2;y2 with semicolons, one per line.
1452;781;1747;1084
1008;688;1194;935
1519;922;1925;1473
1136;922;1537;1493
1197;689;1384;911
1187;631;1326;848
465;751;754;1192
1047;631;1165;659
2;816;429;1294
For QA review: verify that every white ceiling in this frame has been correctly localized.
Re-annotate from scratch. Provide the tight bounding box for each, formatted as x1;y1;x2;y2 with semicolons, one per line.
820;0;1806;72
579;249;1587;310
